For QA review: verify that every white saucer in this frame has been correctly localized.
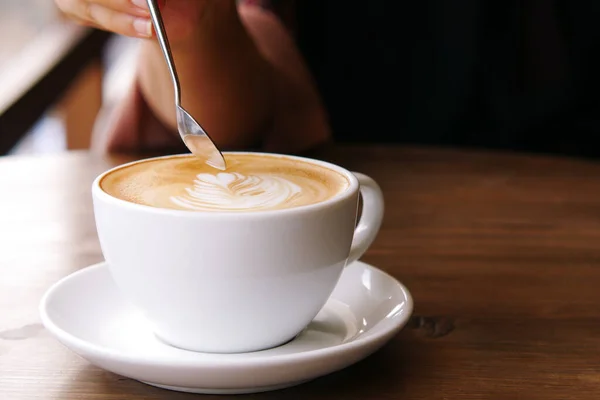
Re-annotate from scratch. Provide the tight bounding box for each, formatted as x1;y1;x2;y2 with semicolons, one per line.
40;261;413;394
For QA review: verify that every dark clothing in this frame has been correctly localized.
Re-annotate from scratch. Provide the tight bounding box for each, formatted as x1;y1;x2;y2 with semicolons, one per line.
295;1;600;157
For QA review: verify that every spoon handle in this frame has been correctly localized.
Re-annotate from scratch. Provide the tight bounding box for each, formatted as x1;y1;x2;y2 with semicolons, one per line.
146;0;181;106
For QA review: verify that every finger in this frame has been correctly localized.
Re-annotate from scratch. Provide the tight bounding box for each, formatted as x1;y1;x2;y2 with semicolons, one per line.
55;0;93;21
56;0;150;28
71;15;103;30
88;0;151;17
88;3;153;38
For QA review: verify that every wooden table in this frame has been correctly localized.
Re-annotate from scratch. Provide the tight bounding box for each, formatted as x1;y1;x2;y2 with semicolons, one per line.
2;146;600;399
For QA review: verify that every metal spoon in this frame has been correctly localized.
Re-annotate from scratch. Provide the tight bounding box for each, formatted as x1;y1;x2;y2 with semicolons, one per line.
146;0;226;170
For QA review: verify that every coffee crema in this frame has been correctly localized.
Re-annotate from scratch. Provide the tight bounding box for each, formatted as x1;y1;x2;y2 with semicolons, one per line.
100;154;349;212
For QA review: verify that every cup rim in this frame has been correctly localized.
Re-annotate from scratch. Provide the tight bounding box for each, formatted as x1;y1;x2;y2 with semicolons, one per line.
92;151;360;218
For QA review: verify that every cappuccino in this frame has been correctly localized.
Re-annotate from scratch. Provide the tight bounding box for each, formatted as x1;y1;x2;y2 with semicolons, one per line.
100;153;349;212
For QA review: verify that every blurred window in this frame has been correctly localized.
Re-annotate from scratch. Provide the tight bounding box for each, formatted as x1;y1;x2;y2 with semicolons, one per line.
0;1;61;71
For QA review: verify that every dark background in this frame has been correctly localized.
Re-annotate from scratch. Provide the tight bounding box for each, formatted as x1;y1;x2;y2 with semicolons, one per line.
295;0;600;159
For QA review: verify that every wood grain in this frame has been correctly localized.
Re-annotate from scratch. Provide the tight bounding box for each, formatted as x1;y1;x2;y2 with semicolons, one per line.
2;146;600;399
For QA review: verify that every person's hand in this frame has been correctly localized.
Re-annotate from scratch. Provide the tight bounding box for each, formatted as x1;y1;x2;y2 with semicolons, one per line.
55;0;217;42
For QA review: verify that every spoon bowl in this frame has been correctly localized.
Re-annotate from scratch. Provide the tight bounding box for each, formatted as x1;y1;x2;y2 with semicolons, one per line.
178;107;226;170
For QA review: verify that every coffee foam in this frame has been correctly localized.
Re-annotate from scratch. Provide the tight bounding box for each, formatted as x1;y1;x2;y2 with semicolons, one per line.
100;154;349;212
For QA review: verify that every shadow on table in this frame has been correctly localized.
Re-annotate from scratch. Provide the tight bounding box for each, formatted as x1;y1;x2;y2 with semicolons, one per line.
276;337;428;399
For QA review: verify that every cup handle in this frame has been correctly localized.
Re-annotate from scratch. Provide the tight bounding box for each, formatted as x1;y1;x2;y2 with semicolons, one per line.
347;173;385;265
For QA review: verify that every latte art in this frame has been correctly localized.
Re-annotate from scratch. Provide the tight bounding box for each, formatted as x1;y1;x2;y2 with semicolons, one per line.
171;172;303;211
100;153;350;212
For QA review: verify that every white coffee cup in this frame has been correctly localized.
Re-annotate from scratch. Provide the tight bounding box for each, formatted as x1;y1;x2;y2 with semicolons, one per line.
92;152;384;353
